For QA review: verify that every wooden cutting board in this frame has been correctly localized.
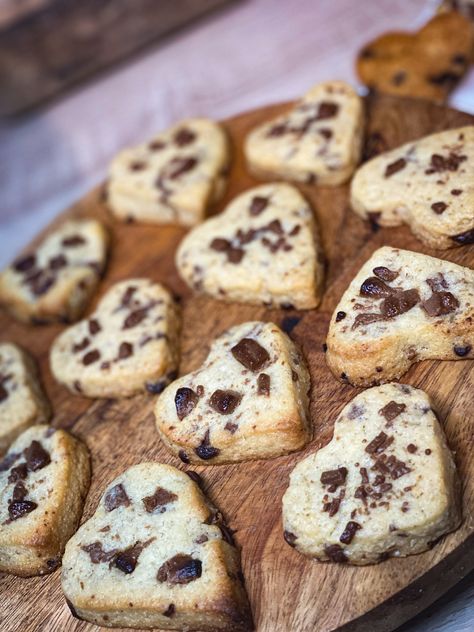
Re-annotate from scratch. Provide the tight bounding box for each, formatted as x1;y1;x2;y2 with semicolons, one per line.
0;94;473;632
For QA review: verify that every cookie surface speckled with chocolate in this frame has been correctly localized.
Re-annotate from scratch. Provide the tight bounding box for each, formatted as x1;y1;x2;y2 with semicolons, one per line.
0;424;90;576
154;321;311;465
108;118;230;227
61;463;252;631
326;247;474;386
0;219;108;324
50;279;180;398
176;183;324;309
356;12;474;103
351;126;474;249
282;383;461;565
0;343;51;454
244;81;364;185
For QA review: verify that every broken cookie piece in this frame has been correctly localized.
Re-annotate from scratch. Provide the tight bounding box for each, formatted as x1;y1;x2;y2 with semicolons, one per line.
176;183;324;309
282;383;461;565
351;126;474;249
244;81;363;186
0;219;108;324
0;424;90;576
108;118;230;226
50;279;180;398
0;343;51;454
326;247;474;386
154;321;311;464
61;463;252;631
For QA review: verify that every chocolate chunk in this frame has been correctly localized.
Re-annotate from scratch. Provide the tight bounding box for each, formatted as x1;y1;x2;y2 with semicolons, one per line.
130;161;146;171
210;238;244;264
257;373;270;396
224;422;238;433
82;349;100;365
281;315;300;334
115;540;152;574
178;450;190;464
373;267;398;282
421;291;459;317
323;490;345;517
165;157;198;180
104;483;130;512
450;228;474;245
365;432;394;455
175;387;199;420
157;554;202;584
451;189;462;196
360;277;395;298
209;390;242;415
431;202;447;214
385;158;406;177
339;521;362;545
317;102;339;119
121;286;137;307
163;604;176;618
319;128;333;139
352;312;385;329
174;128;196;146
324;544;348;563
81;542;118;564
283;530;297;547
24;441;50;471
142;487;178;513
8;499;38;521
381;289;420;318
0;383;8;402
88;319;101;336
29;273;55;296
195;429;220;460
231;338;270;372
149;140;166;151
426;274;448;292
62;235;86;247
425;449;432;455
335;311;346;322
428;71;460;87
407;444;417;453
454;345;471;357
249;196;269;216
8;463;28;483
426;152;467;174
320;467;347;488
73;337;90;353
13;254;36;272
123;308;148;329
267;122;288;137
372;454;411;479
118;342;133;359
49;254;67;270
379;401;406;422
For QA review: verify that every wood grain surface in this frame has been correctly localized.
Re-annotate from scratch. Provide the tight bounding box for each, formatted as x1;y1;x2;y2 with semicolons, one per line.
0;94;473;632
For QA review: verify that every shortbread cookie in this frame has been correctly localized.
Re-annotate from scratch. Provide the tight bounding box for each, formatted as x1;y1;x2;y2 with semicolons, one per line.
357;12;474;102
282;383;461;565
244;81;364;185
0;424;90;576
62;463;253;631
176;183;324;309
108;118;229;226
50;279;180;398
326;247;474;386
0;219;108;324
351;127;474;249
0;343;51;454
154;321;311;465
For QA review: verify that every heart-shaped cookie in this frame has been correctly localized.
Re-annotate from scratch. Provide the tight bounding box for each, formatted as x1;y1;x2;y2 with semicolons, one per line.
282;383;461;565
325;247;474;386
154;321;311;464
50;279;180;398
0;425;90;576
0;343;51;454
244;81;364;185
357;12;474;102
108;118;230;226
0;219;108;324
351;126;474;249
61;463;253;631
176;183;324;309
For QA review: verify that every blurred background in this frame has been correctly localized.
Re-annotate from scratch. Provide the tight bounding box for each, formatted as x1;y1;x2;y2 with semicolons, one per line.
0;1;473;630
